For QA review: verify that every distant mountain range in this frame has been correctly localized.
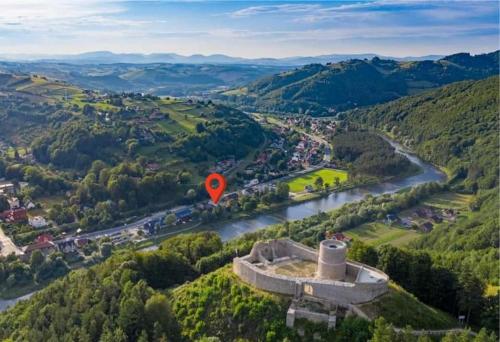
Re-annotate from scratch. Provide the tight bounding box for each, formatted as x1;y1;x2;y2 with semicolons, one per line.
0;62;288;97
218;51;499;115
0;51;445;66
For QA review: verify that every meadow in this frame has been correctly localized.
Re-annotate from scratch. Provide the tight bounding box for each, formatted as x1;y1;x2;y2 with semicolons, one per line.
286;168;348;193
345;222;420;248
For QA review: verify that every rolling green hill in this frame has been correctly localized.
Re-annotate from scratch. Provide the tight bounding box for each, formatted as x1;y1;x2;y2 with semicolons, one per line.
0;72;264;235
0;62;287;97
219;51;499;115
358;282;458;329
348;76;499;192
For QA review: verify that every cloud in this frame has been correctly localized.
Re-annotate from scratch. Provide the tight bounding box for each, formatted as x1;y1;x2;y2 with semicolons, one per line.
230;4;321;17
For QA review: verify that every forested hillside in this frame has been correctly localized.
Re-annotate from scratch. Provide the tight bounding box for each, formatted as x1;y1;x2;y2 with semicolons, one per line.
219;51;499;115
0;73;264;233
348;76;499;192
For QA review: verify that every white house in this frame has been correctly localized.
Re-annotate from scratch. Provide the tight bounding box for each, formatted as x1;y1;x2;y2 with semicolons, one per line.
29;216;48;228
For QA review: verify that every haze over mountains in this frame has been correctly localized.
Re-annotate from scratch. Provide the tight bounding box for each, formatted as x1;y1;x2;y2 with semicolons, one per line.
0;51;445;66
0;61;287;97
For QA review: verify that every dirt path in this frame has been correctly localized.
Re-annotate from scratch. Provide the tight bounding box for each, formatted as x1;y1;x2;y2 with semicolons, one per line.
0;227;23;256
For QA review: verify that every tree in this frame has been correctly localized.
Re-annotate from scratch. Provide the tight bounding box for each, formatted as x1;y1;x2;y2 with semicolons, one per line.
314;176;324;190
144;293;177;338
0;195;9;212
347;240;378;267
335;316;371;342
370;317;397;342
100;243;113;258
457;267;486;325
195;122;206;133
473;328;498;342
164;214;176;226
334;176;341;187
29;250;45;271
276;182;289;200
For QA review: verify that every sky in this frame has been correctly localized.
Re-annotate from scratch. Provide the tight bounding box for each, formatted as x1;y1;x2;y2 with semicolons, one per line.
0;0;498;58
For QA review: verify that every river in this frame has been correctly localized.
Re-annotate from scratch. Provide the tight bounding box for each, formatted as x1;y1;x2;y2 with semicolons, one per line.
212;138;446;241
0;139;445;312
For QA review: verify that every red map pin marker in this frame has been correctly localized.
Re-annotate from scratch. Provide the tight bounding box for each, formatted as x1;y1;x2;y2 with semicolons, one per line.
205;173;227;204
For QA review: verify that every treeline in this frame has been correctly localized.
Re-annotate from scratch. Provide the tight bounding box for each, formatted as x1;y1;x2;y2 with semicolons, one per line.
1;163;70;198
0;251;69;294
332;130;416;177
348;76;499;192
348;241;497;332
49;160;189;230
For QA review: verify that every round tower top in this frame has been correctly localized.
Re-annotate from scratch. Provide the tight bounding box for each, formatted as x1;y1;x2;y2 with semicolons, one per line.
320;239;347;250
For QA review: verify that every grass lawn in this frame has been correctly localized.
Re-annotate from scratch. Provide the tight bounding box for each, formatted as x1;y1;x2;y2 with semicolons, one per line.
286;168;348;193
422;192;473;209
485;285;500;297
358;282;458;329
345;222;420;248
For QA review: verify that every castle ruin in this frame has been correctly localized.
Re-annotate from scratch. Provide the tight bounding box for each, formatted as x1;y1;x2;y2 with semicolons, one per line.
233;239;389;329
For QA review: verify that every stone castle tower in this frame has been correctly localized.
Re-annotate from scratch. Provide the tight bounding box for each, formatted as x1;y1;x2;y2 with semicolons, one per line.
317;239;347;281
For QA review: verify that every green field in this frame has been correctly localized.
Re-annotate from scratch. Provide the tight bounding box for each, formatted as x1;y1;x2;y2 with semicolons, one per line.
345;222;420;247
422;191;472;209
286;168;348;193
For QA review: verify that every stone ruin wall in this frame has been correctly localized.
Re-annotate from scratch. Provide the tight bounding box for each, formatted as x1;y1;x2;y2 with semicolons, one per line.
233;239;389;305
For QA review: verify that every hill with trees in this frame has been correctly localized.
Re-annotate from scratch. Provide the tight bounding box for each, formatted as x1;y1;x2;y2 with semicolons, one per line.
218;51;499;115
0;73;264;235
3;227;488;342
348;76;499;193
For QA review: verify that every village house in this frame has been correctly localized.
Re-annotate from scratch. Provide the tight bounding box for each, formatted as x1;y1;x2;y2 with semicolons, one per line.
400;217;414;228
146;162;161;172
56;239;78;254
0;207;28;223
29;216;48;228
75;238;90;249
328;232;352;243
419;221;434;233
24;234;57;257
415;207;433;218
173;208;193;223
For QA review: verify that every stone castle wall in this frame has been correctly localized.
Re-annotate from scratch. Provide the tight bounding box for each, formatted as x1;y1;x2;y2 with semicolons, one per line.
233;239;389;305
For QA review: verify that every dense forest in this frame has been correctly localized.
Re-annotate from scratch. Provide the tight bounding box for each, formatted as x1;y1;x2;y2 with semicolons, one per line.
331;130;416;177
218;51;499;115
348;76;499;192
